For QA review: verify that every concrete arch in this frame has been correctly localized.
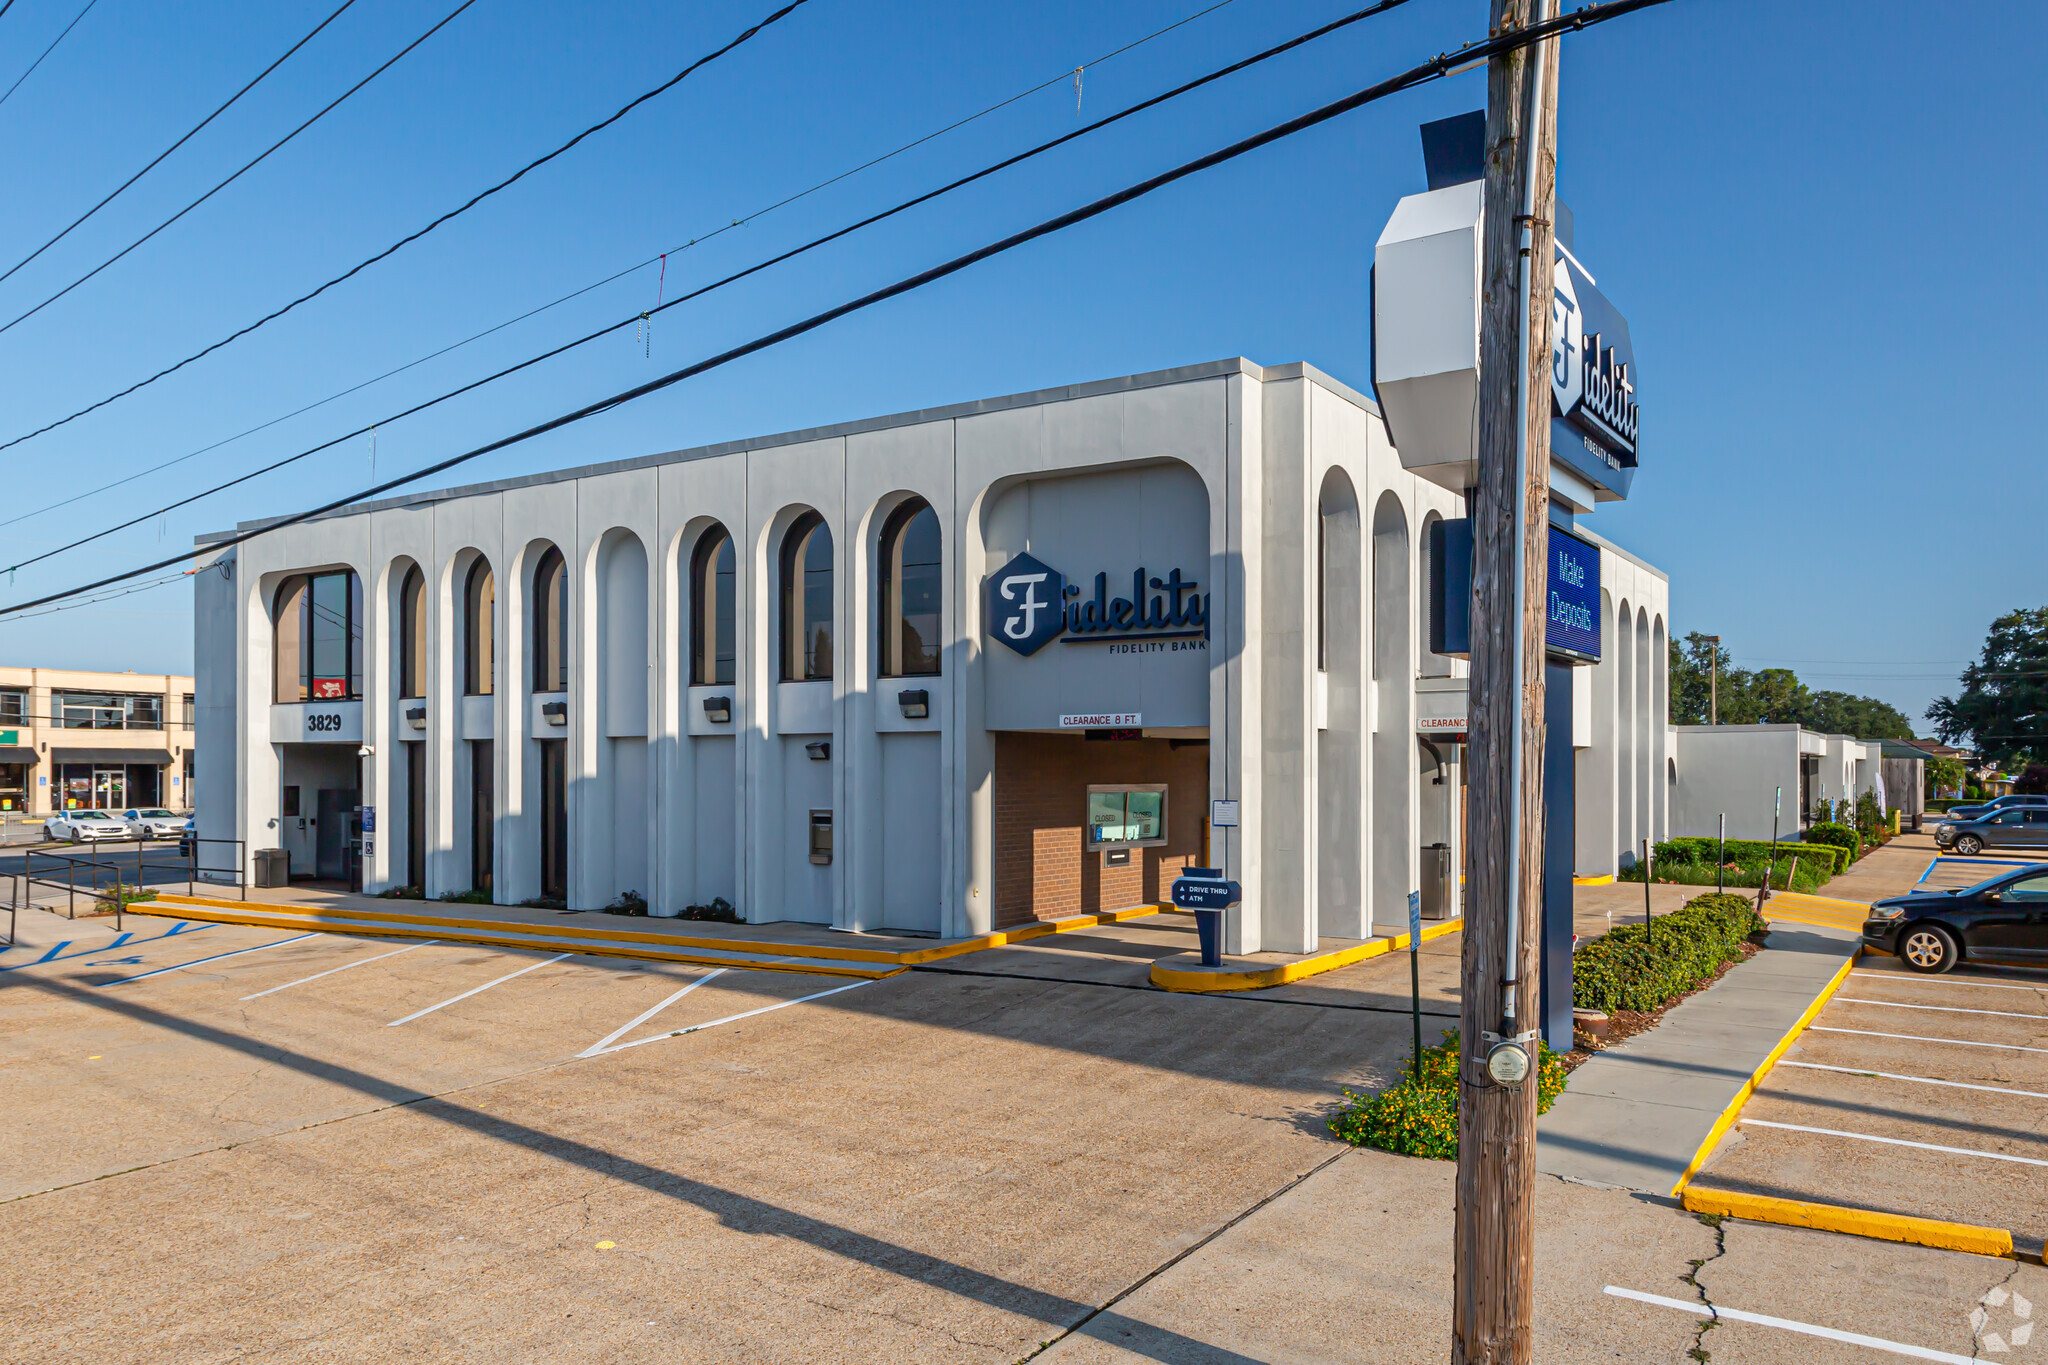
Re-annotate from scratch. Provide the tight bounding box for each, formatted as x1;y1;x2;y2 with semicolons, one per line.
666;515;739;917
1576;587;1618;876
1651;612;1668;842
1616;598;1635;865
379;555;427;895
441;547;494;894
580;528;651;909
1316;467;1365;939
1370;489;1414;932
1636;605;1652;853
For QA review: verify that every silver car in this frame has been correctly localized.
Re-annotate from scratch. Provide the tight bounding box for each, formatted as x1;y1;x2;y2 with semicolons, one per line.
124;807;187;839
45;810;130;842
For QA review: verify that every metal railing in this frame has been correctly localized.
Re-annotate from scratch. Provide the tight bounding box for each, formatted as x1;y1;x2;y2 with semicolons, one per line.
11;836;245;926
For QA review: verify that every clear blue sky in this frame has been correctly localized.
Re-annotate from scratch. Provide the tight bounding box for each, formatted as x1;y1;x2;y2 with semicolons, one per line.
0;0;2039;729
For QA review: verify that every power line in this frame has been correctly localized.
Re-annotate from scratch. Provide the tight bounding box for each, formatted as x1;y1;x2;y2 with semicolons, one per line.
0;0;814;447
0;0;363;288
0;0;94;112
0;0;480;344
0;2;20;28
0;0;1248;532
3;0;1418;570
0;0;1679;620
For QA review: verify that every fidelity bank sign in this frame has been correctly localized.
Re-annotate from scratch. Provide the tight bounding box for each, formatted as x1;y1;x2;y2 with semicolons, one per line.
985;553;1210;657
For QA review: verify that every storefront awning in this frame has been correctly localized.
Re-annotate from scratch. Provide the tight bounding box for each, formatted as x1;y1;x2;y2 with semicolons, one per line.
49;748;173;766
0;745;39;765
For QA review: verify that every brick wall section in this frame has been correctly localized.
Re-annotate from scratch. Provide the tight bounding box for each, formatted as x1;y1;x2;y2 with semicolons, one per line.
992;733;1206;927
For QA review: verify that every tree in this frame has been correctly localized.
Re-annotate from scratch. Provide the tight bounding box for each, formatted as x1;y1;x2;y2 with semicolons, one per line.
2016;763;2048;796
1667;631;1917;737
1930;607;2048;769
1927;754;1967;798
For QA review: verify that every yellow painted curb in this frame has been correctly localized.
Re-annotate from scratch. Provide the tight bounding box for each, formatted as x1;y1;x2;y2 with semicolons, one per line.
1667;947;1861;1196
145;894;1171;972
1768;891;1872;914
1149;918;1461;993
1680;1187;2015;1259
1572;874;1616;887
131;903;907;978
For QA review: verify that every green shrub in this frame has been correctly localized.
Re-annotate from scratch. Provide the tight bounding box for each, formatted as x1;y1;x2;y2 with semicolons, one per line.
1644;836;1848;880
1573;892;1766;1013
94;883;158;913
1620;854;1828;892
681;897;741;923
1805;821;1861;866
1854;791;1885;839
605;889;649;916
438;888;494;905
1327;1029;1566;1160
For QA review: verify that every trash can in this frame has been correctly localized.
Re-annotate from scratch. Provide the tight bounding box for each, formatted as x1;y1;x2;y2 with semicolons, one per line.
1420;842;1453;919
253;848;290;888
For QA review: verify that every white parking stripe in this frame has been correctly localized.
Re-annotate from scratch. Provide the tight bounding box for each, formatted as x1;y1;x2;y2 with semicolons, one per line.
1740;1118;2048;1167
96;934;320;986
1777;1060;2048;1101
1811;1025;2048;1054
1604;1286;1976;1364
590;979;872;1055
1851;970;2048;993
1836;996;2048;1021
240;941;440;1000
576;970;725;1057
385;952;572;1026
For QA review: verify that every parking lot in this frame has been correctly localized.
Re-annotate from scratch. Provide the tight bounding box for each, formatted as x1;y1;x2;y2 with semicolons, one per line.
1691;919;2048;1256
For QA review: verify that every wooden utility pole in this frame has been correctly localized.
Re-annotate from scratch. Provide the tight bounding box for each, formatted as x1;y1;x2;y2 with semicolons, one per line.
1454;0;1559;1360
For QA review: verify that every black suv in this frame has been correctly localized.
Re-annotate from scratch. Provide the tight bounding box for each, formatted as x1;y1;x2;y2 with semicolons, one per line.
1862;865;2048;972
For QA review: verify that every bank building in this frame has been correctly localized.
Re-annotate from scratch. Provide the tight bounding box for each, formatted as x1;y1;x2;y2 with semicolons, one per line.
193;120;1671;960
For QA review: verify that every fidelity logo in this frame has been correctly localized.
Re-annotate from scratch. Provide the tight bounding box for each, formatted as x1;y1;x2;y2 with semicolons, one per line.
985;552;1209;657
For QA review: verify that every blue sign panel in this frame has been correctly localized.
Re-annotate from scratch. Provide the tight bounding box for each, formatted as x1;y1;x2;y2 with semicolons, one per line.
1171;876;1241;910
1545;527;1600;663
1550;250;1640;502
985;553;1066;656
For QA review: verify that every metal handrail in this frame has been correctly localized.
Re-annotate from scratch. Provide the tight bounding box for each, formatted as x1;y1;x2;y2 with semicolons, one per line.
17;835;245;926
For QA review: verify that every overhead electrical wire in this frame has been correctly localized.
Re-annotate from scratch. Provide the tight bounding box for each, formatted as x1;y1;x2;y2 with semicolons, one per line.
0;2;19;27
2;0;1419;569
0;0;364;287
0;0;815;447
0;0;1248;531
0;0;1680;620
0;0;95;112
0;0;481;342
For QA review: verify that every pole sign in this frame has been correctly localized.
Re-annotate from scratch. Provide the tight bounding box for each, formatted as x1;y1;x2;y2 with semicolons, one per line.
1407;889;1422;945
1550;249;1640;500
1545;526;1600;663
1171;869;1241;910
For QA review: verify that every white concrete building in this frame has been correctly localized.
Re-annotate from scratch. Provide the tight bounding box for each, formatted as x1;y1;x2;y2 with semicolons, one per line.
194;358;1672;951
1670;724;1884;842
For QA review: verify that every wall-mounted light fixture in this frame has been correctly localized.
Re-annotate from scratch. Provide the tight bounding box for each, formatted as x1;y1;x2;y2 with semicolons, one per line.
541;701;568;727
702;696;732;724
804;740;830;761
896;688;929;720
406;706;427;731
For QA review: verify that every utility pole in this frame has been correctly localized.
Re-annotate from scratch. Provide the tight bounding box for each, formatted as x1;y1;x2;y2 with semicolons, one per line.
1702;634;1721;725
1455;0;1559;1361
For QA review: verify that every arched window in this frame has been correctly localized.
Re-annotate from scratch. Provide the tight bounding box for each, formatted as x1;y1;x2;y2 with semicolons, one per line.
779;511;832;682
398;565;426;699
273;570;363;703
690;525;735;686
878;498;940;677
463;558;495;696
531;546;567;693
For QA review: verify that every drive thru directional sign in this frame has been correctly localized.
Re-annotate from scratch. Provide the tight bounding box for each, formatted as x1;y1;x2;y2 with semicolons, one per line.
1171;871;1240;910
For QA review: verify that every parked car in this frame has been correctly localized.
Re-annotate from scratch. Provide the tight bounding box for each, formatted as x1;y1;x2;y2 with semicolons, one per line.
1944;793;2048;823
178;818;195;859
123;807;187;840
45;810;130;842
1934;805;2048;856
1863;864;2048;972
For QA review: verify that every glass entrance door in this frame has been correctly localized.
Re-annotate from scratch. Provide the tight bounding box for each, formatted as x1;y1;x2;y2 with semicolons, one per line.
92;767;125;810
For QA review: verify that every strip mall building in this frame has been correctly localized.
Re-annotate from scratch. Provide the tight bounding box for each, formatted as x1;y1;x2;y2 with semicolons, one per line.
194;352;1671;952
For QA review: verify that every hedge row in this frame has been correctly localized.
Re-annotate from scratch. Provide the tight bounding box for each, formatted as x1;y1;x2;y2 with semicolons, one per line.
1804;821;1862;866
1327;1029;1567;1160
1573;891;1767;1014
1651;836;1849;879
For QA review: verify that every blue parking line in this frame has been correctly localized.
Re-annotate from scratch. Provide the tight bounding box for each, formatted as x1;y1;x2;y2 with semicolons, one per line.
96;933;318;986
0;924;215;973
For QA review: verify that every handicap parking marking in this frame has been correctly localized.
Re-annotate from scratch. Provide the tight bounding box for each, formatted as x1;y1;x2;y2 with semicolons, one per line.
576;969;726;1057
1811;1025;2048;1055
95;933;321;987
385;952;573;1027
241;940;441;1001
1776;1060;2048;1101
1835;996;2048;1021
1;923;216;973
1741;1117;2048;1167
1605;1286;1978;1364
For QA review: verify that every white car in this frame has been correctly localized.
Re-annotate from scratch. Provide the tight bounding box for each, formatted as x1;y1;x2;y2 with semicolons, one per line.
46;810;130;842
124;808;186;839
